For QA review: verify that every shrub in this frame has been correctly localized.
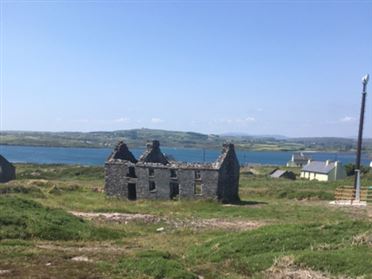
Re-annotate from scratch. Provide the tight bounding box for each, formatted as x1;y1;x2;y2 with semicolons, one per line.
344;163;370;176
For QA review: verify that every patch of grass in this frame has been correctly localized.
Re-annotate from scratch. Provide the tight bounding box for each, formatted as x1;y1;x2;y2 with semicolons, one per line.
276;189;334;200
15;164;104;180
296;247;372;276
239;172;360;201
114;250;197;279
0;184;45;198
188;221;372;277
37;191;351;225
0;196;124;241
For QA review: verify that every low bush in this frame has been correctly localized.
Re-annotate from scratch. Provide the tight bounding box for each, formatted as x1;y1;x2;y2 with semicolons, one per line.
0;184;45;198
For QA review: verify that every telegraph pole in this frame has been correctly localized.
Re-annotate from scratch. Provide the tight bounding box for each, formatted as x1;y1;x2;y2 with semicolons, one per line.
354;74;369;201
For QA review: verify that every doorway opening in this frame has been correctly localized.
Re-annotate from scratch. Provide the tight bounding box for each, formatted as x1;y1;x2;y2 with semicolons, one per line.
169;182;179;199
128;183;137;200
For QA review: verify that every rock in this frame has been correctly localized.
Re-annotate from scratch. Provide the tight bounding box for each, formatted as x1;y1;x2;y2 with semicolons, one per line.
71;256;92;262
156;227;165;232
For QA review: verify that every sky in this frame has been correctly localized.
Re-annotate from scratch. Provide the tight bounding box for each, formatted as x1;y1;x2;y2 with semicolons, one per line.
1;0;372;137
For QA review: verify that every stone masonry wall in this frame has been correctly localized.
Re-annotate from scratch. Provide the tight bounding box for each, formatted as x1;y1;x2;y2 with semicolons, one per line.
217;146;240;202
104;162;130;198
177;169;195;199
136;165;171;199
199;170;219;199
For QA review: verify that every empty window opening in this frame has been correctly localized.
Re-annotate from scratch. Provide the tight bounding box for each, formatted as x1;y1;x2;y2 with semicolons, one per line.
169;182;179;199
127;166;136;178
195;170;201;180
194;182;202;195
170;169;177;178
148;168;155;177
149;181;156;192
127;183;137;200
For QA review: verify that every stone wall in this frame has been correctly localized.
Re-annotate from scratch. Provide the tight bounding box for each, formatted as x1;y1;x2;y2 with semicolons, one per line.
104;161;130;198
177;169;195;199
216;144;240;202
199;169;219;199
136;164;171;199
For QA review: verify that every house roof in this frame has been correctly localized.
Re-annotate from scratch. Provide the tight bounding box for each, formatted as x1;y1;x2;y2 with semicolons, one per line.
292;152;310;162
107;141;137;163
270;169;287;178
301;161;336;174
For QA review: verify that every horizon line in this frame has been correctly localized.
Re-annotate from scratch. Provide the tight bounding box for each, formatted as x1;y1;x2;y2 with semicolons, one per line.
0;128;363;140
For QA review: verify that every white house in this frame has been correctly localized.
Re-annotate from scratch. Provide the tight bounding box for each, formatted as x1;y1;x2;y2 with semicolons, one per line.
300;160;346;181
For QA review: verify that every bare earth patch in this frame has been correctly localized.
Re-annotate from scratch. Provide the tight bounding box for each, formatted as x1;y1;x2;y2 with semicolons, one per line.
69;211;264;231
69;211;158;223
36;243;128;253
167;217;263;230
0;270;11;275
264;256;351;279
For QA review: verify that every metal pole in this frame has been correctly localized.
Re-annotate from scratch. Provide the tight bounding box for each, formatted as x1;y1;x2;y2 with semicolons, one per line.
355;169;361;202
354;74;369;197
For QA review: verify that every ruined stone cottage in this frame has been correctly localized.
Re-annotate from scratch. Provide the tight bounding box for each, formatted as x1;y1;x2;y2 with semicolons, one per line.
0;155;16;183
104;140;240;203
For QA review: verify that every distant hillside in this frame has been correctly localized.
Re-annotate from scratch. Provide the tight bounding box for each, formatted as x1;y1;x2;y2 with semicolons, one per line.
0;129;222;149
0;129;370;152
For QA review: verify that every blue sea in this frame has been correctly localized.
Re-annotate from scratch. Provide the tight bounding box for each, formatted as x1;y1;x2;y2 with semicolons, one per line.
0;145;370;166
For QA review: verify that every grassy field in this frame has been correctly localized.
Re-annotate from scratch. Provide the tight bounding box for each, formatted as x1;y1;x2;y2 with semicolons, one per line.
0;164;371;278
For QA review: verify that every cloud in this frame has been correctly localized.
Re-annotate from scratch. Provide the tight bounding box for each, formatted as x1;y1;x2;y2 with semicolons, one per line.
151;118;164;124
217;117;256;124
243;117;256;122
114;117;130;123
339;116;356;123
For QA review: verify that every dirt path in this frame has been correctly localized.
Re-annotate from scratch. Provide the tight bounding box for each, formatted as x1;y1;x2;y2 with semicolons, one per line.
69;211;264;231
70;211;159;223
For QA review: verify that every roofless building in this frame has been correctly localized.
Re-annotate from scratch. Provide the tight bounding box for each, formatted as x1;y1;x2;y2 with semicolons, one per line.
104;140;240;203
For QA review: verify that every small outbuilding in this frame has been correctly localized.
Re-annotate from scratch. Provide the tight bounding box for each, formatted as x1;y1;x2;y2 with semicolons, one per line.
0;155;16;183
269;169;296;180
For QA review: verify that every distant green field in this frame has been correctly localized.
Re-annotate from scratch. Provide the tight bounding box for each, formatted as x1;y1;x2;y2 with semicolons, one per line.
0;164;371;278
